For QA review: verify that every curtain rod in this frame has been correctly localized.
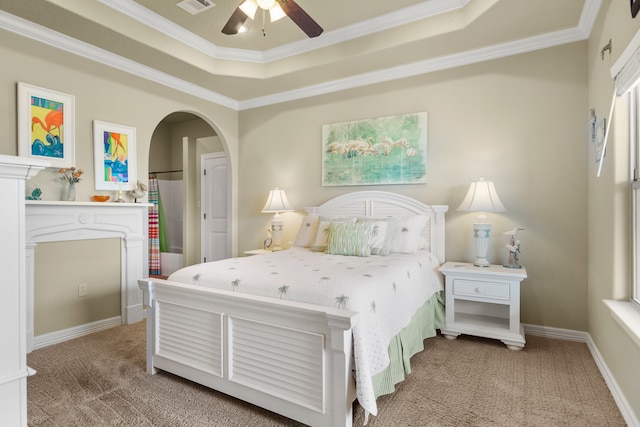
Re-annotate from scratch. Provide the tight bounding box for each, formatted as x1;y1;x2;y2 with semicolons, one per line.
149;169;183;174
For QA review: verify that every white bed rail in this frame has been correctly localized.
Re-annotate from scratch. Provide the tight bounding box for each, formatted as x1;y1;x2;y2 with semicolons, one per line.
139;278;360;427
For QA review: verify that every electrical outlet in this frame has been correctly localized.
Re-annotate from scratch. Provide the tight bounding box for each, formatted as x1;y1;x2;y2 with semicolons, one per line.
78;283;88;297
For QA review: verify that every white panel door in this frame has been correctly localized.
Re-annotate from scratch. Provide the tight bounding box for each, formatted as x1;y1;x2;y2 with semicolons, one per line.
201;153;230;262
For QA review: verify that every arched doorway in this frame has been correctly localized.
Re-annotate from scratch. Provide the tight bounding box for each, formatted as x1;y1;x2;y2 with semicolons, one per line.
148;111;231;276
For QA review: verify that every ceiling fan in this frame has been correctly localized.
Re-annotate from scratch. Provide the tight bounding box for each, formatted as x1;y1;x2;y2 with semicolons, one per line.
222;0;323;38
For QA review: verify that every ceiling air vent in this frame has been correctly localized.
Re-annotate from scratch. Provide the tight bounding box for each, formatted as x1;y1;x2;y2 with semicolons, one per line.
176;0;215;15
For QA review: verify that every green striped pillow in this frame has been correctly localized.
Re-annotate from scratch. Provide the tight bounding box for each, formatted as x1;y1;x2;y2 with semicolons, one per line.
326;222;374;257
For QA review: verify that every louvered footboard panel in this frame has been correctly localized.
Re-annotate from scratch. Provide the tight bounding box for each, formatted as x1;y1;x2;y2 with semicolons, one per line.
156;301;223;377
229;316;325;413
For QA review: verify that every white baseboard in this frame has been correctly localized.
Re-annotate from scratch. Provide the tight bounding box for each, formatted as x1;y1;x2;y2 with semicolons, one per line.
32;316;122;351
523;323;640;427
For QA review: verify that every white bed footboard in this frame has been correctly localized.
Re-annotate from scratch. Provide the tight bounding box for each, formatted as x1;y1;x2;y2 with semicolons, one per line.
139;278;360;427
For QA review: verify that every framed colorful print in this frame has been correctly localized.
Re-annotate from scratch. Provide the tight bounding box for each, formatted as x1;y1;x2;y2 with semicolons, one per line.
93;120;137;191
322;112;428;186
17;82;75;168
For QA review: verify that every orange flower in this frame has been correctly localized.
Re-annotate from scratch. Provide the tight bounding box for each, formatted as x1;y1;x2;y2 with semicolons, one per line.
59;166;84;184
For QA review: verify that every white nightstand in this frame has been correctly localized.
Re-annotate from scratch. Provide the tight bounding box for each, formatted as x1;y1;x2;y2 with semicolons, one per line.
439;262;527;350
243;249;271;256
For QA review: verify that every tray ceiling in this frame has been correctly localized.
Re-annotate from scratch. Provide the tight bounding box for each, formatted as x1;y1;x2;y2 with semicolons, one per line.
0;0;596;109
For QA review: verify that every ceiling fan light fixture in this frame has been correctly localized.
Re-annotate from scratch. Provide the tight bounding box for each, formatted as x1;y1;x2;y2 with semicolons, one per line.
257;0;276;10
269;3;286;22
239;0;258;19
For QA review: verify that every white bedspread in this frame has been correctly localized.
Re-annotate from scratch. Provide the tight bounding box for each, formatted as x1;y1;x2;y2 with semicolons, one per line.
168;247;444;416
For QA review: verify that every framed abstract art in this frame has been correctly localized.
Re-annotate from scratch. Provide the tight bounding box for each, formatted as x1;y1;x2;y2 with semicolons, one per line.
322;112;428;186
93;120;137;191
17;82;75;168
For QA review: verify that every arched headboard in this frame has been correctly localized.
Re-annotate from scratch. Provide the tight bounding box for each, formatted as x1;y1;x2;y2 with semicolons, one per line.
306;191;448;264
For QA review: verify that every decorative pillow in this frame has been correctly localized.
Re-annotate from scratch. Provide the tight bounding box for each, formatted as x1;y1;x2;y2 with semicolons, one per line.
356;217;397;256
292;216;320;248
311;216;356;252
326;221;374;257
417;236;428;250
390;215;428;254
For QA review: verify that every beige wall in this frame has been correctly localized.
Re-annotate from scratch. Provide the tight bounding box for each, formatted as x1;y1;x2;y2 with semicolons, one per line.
0;28;239;332
34;239;121;335
587;0;640;419
239;42;589;331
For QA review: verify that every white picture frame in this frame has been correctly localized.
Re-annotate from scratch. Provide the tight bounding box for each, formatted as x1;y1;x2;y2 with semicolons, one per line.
17;82;75;168
93;120;137;191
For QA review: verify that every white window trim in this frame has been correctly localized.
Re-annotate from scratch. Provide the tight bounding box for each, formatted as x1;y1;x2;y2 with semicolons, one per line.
603;300;640;349
631;87;640;306
603;30;640;348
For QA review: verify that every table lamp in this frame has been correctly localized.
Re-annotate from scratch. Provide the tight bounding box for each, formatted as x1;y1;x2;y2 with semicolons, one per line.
456;177;506;267
261;187;294;251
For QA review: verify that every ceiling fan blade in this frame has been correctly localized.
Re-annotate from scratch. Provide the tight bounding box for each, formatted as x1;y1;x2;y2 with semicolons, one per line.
222;7;248;35
276;0;323;38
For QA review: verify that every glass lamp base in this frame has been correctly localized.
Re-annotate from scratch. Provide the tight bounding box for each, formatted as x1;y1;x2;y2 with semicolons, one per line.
473;257;491;267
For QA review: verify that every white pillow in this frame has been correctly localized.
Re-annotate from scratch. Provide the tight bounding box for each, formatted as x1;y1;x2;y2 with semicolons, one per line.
292;216;320;248
390;215;428;254
418;235;428;250
311;216;356;252
356;217;396;256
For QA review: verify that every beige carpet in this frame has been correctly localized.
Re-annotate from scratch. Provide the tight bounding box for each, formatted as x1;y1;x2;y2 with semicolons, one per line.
27;321;626;426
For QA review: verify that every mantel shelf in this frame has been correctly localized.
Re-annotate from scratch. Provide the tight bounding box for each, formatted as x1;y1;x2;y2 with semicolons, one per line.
26;200;152;207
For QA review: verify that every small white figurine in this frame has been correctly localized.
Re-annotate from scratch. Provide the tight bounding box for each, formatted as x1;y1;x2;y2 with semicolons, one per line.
263;229;272;251
503;227;524;269
128;181;148;203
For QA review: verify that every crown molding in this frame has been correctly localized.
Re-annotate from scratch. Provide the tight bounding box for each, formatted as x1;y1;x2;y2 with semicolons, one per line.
100;0;469;64
99;0;263;63
0;10;238;110
238;26;589;110
261;0;469;62
578;0;602;37
0;0;600;111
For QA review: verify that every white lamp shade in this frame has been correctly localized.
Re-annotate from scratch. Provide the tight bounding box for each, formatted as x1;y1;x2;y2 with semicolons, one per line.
257;0;276;9
456;178;506;213
239;0;258;19
240;0;285;23
268;3;286;21
261;188;294;213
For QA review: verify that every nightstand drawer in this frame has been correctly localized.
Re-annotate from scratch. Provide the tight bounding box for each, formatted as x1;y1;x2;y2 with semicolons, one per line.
452;279;510;301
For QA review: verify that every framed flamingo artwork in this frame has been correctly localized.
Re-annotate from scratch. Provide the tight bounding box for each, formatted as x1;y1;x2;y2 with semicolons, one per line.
322;112;428;186
17;82;75;168
92;120;137;191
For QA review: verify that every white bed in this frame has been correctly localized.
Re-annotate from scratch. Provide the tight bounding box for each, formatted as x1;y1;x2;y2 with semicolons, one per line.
138;191;448;426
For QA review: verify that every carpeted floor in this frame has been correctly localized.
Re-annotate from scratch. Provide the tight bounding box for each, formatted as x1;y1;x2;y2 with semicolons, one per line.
27;321;626;426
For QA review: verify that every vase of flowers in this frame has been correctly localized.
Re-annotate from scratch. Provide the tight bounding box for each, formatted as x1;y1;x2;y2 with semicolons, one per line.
59;167;84;201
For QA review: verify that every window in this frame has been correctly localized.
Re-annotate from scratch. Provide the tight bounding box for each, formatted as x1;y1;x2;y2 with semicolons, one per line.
608;32;640;347
632;86;640;305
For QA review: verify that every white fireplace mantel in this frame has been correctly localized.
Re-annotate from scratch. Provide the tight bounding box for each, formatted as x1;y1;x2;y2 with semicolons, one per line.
25;201;150;352
0;155;48;427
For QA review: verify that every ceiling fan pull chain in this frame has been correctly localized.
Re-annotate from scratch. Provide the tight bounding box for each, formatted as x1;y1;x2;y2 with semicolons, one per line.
262;9;267;36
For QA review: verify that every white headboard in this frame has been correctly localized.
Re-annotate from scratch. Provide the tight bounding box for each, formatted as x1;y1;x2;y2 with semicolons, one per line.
305;191;448;264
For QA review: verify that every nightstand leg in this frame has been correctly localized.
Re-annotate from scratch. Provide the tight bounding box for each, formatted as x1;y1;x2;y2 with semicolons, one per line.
441;331;459;340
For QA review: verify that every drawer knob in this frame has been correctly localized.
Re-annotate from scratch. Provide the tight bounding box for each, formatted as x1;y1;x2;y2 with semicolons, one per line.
475;287;482;293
